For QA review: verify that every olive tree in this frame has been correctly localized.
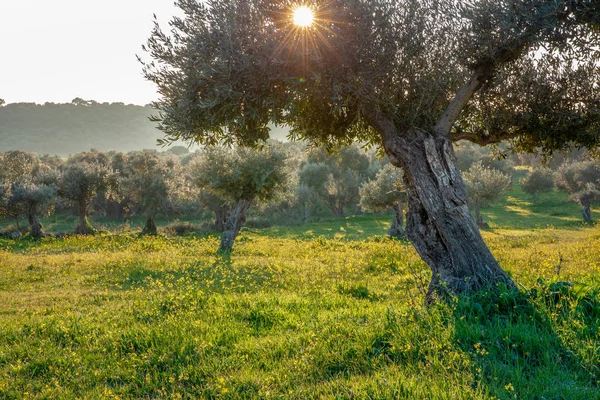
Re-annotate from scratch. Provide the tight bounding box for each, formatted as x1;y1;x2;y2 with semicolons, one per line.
0;151;39;230
61;159;112;235
142;0;600;298
0;184;8;221
189;146;288;250
520;168;554;203
359;164;406;237
0;151;58;237
299;146;370;217
463;162;511;228
122;150;177;235
555;161;600;221
8;178;58;238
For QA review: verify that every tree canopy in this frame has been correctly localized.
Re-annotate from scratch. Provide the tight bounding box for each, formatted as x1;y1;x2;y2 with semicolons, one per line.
142;0;599;153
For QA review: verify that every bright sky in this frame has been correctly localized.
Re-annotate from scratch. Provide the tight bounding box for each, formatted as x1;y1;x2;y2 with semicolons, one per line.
0;0;181;105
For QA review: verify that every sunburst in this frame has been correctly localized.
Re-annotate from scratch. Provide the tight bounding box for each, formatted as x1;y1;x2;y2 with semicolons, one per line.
293;6;314;27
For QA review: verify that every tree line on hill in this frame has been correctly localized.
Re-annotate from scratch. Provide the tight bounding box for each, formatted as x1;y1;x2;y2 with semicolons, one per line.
0;99;163;155
0;99;290;156
1;142;598;250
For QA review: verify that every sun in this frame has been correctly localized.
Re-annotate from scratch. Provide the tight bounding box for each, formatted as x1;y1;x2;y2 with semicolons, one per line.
293;6;314;28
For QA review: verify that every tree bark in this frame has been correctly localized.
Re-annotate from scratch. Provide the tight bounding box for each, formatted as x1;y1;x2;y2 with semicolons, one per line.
473;201;488;228
214;206;229;232
220;199;252;251
388;201;405;238
28;214;44;238
142;213;158;236
582;202;592;222
327;197;345;217
75;199;93;235
366;112;516;300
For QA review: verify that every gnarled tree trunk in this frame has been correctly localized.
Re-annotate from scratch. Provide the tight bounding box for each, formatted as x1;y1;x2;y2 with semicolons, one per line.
367;112;516;300
214;206;230;231
220;199;252;251
388;200;405;238
581;202;592;222
28;214;43;238
75;199;94;235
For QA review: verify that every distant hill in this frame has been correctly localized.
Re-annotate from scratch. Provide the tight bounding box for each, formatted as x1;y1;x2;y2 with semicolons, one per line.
0;99;290;156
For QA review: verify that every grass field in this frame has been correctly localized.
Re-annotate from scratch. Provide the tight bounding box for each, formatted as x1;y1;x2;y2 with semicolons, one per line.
0;184;599;399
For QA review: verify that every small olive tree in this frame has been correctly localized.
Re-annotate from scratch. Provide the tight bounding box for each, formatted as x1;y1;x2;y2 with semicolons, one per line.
520;168;554;203
190;146;288;250
359;164;406;237
0;151;59;237
60;160;112;234
463;162;511;228
299;146;370;217
555;161;600;221
122;150;176;235
8;176;58;238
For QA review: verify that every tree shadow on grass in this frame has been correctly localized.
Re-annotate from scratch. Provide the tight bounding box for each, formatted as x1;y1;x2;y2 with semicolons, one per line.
336;284;600;399
449;283;599;399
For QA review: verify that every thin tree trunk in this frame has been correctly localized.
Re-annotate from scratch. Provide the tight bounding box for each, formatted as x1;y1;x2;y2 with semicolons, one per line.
473;201;487;228
220;199;252;251
302;202;310;223
28;213;43;238
582;202;592;222
366;116;516;300
388;200;405;238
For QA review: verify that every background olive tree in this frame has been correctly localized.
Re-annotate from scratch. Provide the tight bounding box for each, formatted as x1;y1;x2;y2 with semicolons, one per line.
189;146;288;250
520;169;554;204
121;150;178;235
299;146;370;217
463;162;512;228
60;154;112;235
8;171;59;238
359;164;406;237
0;151;59;237
554;161;600;221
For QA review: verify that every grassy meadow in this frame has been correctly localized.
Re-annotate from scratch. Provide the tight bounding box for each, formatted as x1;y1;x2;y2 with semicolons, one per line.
0;183;599;399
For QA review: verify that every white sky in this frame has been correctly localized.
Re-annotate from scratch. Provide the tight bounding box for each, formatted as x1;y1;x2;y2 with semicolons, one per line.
0;0;181;105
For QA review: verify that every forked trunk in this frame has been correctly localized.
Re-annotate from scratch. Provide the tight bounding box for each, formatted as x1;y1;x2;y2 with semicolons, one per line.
28;214;43;238
388;201;405;238
220;199;252;251
214;206;229;231
582;203;592;222
378;127;515;300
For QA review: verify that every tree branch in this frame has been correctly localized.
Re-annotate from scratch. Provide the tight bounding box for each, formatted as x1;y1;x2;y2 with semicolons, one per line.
434;66;491;137
451;128;520;146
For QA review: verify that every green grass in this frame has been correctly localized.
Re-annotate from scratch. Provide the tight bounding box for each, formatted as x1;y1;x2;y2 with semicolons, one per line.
0;184;599;399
